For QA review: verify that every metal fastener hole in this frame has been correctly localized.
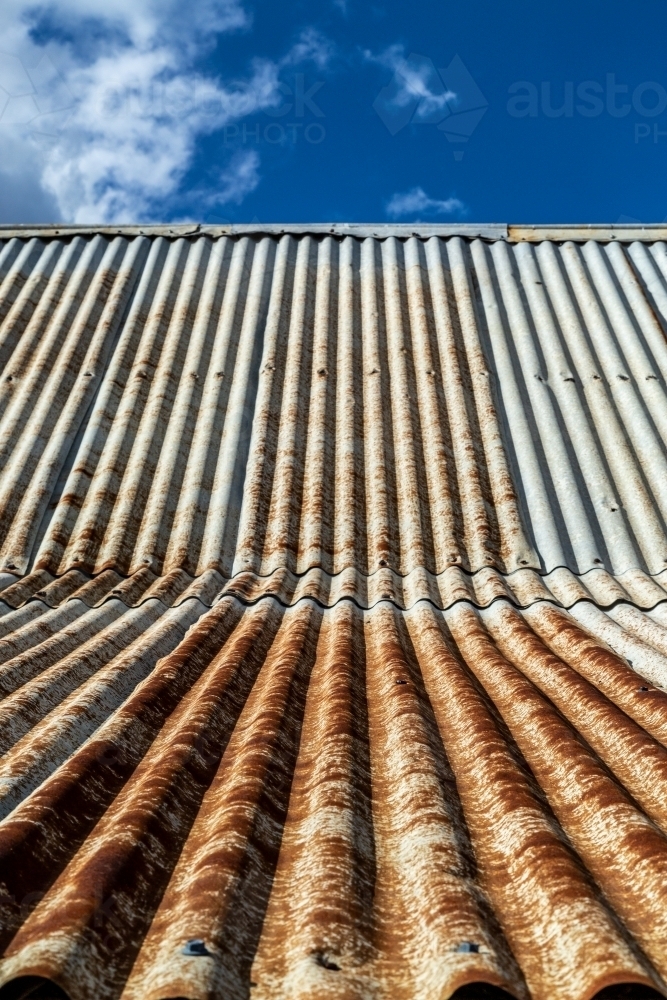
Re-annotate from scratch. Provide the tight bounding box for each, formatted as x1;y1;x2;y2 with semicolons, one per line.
593;558;603;564
318;368;327;376
455;942;480;954
519;559;528;565
379;559;387;567
396;679;407;685
638;686;649;692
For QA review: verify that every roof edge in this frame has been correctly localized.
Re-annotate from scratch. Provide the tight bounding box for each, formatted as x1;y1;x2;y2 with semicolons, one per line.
1;222;667;242
0;222;507;240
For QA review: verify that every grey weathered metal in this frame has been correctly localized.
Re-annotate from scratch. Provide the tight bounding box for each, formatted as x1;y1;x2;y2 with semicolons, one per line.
1;225;667;1000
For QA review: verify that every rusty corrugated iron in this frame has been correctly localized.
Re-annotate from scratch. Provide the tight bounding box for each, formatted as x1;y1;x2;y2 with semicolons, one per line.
2;230;667;588
0;596;666;998
2;225;667;1000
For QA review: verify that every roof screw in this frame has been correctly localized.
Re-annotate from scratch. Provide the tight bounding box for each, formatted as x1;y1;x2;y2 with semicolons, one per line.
314;952;340;971
182;939;212;957
454;942;480;954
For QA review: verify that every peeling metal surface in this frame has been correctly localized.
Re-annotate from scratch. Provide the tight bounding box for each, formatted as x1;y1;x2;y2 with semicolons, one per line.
3;226;667;1000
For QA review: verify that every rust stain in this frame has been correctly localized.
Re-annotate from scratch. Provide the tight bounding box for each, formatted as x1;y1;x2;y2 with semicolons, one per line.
2;227;667;1000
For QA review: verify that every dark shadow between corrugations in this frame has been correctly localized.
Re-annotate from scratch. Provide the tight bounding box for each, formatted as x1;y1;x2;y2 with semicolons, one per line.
0;974;664;1000
592;985;666;999
450;984;516;999
0;977;70;1000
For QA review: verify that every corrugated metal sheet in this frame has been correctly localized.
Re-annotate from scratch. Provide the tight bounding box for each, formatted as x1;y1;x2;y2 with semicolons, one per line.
0;595;667;999
2;225;667;1000
3;231;667;599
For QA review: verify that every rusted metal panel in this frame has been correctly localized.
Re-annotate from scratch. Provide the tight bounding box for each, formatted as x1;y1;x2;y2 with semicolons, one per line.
3;230;667;593
3;226;667;1000
0;597;665;998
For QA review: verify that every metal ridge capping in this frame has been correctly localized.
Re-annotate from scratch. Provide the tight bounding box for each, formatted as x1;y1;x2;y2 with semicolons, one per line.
2;229;667;999
4;221;667;240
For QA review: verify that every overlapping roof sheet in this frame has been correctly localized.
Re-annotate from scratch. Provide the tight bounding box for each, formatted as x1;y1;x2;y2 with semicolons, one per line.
1;224;667;1000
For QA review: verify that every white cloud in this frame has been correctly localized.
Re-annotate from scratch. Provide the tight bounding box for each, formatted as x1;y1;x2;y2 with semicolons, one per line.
208;149;261;206
386;186;465;219
365;44;455;121
0;4;332;223
281;26;334;70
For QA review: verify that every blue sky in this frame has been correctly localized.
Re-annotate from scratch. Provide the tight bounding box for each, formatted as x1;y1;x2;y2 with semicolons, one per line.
0;0;666;223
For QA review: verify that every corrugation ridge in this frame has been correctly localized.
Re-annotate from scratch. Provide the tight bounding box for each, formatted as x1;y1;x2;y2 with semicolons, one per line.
53;237;189;574
447;238;536;572
0;237;149;575
231;235;297;576
332;236;367;575
405;237;461;573
0;599;206;822
295;236;337;574
0;595;248;952
92;238;210;574
196;236;274;576
259;236;317;577
0;239;45;329
34;237;171;574
0;240;65;379
0;237;104;482
513;242;635;572
0;598;291;1000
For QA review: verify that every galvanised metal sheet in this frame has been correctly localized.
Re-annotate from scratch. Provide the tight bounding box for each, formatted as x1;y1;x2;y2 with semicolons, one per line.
2;229;667;602
0;594;666;999
2;225;667;1000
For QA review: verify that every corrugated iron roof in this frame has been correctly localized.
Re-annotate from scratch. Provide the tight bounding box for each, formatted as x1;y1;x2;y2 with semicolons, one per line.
2;225;667;1000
